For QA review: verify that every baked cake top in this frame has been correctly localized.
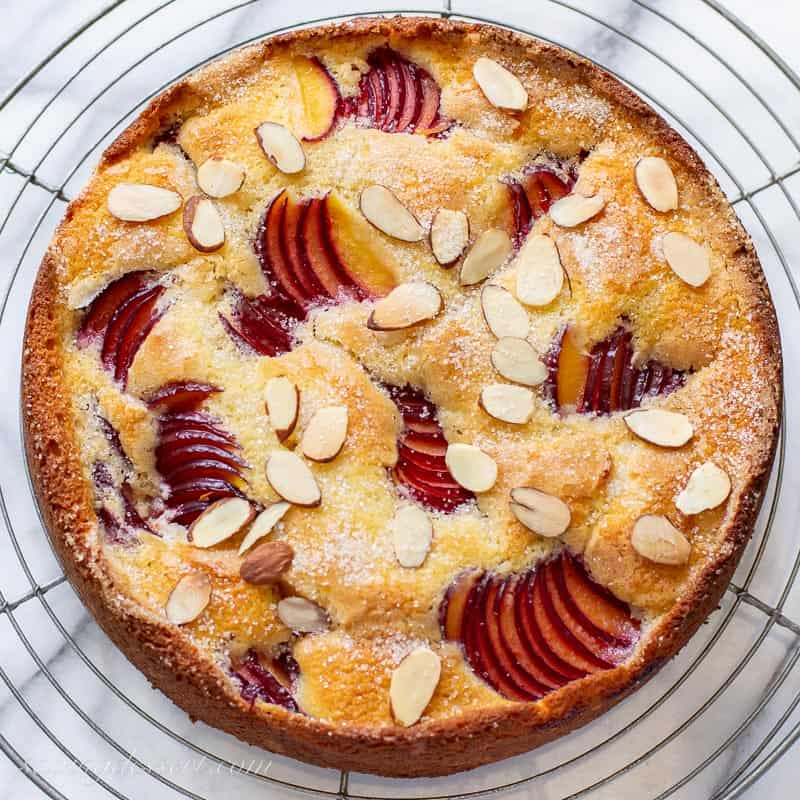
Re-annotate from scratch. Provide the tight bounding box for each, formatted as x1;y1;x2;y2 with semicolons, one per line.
26;17;779;734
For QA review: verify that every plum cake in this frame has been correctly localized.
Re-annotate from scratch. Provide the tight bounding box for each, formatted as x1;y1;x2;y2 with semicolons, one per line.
22;17;781;777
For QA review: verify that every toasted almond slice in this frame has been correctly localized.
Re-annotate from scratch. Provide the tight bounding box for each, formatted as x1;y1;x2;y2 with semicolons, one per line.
240;540;294;585
491;337;547;386
359;185;424;242
635;157;678;212
255;121;306;174
165;573;211;624
459;228;512;286
472;57;528;112
196;157;246;197
107;183;181;222
676;462;731;515
624;408;693;448
301;405;349;462
509;487;571;537
238;501;291;555
277;596;329;632
481;284;529;338
430;208;469;266
265;377;300;441
390;646;441;726
549;193;606;227
391;505;433;568
662;232;711;287
189;497;255;548
515;234;564;306
367;282;443;331
631;514;691;565
445;443;497;493
266;450;321;507
183;195;225;252
479;383;534;424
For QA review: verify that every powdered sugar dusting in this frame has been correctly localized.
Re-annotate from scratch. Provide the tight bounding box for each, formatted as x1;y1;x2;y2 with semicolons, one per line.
544;83;612;126
290;520;394;587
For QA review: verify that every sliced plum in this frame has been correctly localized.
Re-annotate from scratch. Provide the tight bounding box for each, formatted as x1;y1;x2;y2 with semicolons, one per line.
145;382;221;413
83;274;167;389
497;574;563;690
439;568;482;641
438;551;640;702
505;160;577;248
149;382;249;526
544;324;686;415
77;270;156;346
387;385;474;513
232;648;299;711
484;578;547;699
230;190;381;357
351;48;451;136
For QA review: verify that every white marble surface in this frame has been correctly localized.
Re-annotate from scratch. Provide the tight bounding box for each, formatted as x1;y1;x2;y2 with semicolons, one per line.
0;1;799;798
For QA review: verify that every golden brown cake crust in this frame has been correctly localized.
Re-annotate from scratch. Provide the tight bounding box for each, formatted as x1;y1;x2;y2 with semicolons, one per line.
22;16;780;777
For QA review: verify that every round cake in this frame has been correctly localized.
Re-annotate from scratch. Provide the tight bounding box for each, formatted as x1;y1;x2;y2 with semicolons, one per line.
22;16;781;777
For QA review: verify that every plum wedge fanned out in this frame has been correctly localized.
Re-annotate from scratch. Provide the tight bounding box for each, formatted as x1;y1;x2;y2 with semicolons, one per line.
77;270;168;389
222;190;380;356
544;325;686;414
349;47;451;136
440;551;640;702
147;381;249;527
231;647;300;712
388;385;474;513
506;159;578;248
221;293;304;357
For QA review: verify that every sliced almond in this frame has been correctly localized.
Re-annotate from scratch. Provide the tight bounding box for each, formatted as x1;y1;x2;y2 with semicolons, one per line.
183;195;225;252
631;514;691;565
107;183;181;222
165;573;211;625
238;501;291;555
481;284;529;338
676;462;731;515
491;337;547;386
509;487;571;537
189;497;255;548
255;121;306;174
196;157;246;198
479;383;534;424
635;157;678;212
472;57;528;112
266;450;321;507
367;282;443;331
515;234;564;307
301;405;349;462
360;185;424;242
549;193;606;227
265;376;300;441
390;646;441;726
430;208;469;266
459;228;512;286
391;505;433;568
662;232;711;287
277;596;329;632
240;540;294;585
624;408;693;448
445;443;497;493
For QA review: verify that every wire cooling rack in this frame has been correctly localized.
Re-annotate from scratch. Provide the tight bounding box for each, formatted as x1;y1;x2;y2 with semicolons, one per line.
1;1;799;798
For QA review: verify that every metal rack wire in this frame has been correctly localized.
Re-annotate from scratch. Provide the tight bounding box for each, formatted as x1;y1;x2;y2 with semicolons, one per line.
0;1;798;798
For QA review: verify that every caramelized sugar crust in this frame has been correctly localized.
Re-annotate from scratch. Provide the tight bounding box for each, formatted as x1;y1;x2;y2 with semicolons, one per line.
22;17;780;776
